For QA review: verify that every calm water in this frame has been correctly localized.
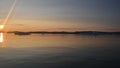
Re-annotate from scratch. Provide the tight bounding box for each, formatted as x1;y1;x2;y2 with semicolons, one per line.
0;33;120;68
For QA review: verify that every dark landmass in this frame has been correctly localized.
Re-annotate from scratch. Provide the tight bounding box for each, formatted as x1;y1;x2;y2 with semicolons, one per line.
14;32;31;35
7;31;120;35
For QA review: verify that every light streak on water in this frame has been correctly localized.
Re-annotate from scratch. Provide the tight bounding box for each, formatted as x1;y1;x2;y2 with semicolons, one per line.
0;33;3;43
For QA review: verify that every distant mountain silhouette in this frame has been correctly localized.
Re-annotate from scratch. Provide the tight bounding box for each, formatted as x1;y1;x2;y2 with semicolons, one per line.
7;31;120;35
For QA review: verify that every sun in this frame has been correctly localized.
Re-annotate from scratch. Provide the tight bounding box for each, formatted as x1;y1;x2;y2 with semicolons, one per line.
0;25;4;29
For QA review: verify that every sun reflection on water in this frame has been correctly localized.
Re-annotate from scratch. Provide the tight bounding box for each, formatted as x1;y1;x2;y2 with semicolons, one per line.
0;32;3;43
0;32;6;48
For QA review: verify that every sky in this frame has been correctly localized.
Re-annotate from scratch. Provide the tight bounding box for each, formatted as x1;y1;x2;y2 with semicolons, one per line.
0;0;120;31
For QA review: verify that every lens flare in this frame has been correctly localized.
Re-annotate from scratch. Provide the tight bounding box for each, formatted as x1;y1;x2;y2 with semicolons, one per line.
0;0;17;43
3;0;17;26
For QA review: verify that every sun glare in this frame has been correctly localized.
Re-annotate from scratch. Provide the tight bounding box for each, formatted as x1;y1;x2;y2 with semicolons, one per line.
0;25;4;29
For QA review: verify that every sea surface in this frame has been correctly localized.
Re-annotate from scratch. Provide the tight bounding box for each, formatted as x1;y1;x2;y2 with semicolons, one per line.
0;33;120;68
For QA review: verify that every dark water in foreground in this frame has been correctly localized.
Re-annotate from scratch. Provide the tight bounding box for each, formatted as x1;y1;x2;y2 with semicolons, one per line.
0;34;120;68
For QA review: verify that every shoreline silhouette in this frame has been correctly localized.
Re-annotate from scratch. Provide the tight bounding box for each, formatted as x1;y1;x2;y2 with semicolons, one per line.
5;31;120;35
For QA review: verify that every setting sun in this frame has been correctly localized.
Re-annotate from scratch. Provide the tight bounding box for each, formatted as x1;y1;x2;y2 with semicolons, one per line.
0;25;4;29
